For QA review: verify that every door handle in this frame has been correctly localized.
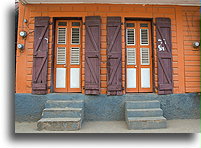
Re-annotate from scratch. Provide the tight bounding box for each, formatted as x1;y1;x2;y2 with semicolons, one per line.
134;65;137;68
64;65;66;67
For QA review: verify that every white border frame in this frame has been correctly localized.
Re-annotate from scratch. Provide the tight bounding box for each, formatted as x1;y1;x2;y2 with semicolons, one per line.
57;27;67;44
126;29;135;45
126;48;136;65
57;47;66;65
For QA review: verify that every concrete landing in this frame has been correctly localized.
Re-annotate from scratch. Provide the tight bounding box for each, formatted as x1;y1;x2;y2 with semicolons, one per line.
15;119;200;133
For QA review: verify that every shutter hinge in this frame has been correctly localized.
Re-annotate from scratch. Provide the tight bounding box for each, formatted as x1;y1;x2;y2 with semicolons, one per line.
49;22;53;25
153;22;156;26
83;22;86;25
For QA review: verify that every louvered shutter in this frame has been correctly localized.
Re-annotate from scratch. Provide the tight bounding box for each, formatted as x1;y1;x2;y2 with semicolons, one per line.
70;47;80;65
32;17;49;94
140;29;149;45
107;17;123;95
127;48;136;65
126;29;135;45
85;16;101;95
140;48;150;65
71;28;80;44
156;18;173;95
57;47;66;64
57;28;66;44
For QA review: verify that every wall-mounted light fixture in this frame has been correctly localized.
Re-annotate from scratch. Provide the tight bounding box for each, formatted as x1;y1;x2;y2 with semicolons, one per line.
23;19;28;23
19;31;27;38
193;42;200;48
17;44;24;50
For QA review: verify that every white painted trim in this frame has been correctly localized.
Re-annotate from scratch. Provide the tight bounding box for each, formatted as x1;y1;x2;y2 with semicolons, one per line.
19;0;28;4
21;0;200;6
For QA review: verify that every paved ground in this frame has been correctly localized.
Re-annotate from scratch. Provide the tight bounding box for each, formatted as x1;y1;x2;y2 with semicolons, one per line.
15;119;200;133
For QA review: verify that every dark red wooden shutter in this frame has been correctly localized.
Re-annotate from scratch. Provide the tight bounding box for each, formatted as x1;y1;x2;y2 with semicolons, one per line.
85;16;101;95
107;17;123;95
156;18;173;95
32;17;50;94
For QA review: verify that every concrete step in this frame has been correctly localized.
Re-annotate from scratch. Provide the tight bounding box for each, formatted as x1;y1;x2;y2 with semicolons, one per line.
125;100;160;109
42;108;83;118
127;116;167;129
125;94;158;101
45;100;84;108
37;117;82;131
126;108;163;117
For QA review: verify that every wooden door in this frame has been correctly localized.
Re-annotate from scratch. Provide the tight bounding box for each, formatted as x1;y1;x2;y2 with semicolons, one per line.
126;21;153;93
54;20;82;92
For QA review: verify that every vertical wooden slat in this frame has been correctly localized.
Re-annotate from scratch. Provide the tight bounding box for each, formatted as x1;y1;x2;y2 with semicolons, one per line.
107;17;123;95
156;18;173;95
175;7;185;93
32;17;49;94
85;16;101;95
50;18;56;93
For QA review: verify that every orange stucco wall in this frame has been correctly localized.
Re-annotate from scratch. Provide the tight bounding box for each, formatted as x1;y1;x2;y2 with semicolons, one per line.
16;3;200;94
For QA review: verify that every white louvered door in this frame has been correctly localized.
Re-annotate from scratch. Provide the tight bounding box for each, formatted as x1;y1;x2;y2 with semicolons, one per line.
126;21;152;93
54;20;82;92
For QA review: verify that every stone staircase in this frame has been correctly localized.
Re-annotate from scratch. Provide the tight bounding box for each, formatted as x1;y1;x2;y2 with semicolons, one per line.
125;100;167;130
37;100;84;131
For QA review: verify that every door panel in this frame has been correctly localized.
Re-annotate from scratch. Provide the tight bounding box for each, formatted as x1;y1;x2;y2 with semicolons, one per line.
141;68;150;88
70;68;80;88
127;68;137;88
56;68;66;88
54;20;82;92
126;21;153;93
